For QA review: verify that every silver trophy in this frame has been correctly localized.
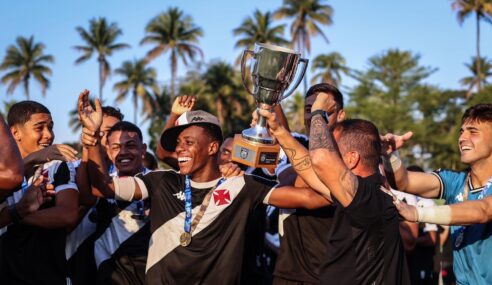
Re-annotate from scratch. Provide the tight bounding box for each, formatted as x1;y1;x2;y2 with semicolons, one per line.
232;43;308;168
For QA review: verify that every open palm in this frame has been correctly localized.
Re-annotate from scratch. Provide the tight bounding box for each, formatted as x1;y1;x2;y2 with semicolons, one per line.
77;89;103;132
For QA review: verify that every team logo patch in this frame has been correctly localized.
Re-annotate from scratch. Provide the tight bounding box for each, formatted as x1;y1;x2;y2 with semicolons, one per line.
213;189;231;206
240;148;249;159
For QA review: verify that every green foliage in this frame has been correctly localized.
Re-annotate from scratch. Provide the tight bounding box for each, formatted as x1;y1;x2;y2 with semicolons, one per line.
460;56;492;98
232;9;289;62
113;59;158;124
147;88;172;152
346;49;469;170
74;17;129;100
0;36;54;99
148;61;255;140
310;52;349;86
283;91;305;133
141;7;203;98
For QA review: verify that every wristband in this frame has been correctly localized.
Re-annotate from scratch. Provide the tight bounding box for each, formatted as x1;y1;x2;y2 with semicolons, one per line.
382;150;402;172
311;110;331;123
8;204;23;224
416;205;452;225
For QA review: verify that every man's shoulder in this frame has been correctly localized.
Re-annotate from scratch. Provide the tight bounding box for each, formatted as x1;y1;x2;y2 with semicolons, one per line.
433;168;467;182
137;168;180;180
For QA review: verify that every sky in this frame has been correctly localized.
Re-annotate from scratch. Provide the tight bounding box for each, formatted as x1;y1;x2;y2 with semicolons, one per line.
1;0;491;146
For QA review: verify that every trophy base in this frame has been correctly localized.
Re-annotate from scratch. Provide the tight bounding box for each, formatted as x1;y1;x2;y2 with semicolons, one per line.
231;134;280;169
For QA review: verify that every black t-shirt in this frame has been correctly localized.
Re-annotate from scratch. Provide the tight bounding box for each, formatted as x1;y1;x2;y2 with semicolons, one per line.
274;206;335;283
274;134;336;283
319;174;410;285
134;170;276;285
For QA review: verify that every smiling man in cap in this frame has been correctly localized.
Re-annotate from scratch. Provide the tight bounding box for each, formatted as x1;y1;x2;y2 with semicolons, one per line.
78;91;331;284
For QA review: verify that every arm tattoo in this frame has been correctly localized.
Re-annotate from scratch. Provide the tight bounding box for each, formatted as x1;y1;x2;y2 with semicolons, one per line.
309;115;337;152
284;148;312;171
339;168;359;197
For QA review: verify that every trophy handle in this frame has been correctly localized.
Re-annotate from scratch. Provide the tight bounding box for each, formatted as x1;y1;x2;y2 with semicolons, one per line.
281;58;309;100
240;49;255;95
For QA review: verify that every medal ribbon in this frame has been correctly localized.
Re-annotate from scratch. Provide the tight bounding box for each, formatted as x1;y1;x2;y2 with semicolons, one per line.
183;176;225;236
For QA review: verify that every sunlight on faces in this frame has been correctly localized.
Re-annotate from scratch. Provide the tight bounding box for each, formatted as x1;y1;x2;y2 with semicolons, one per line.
12;113;54;158
218;137;234;165
458;121;492;165
107;130;146;176
100;115;121;147
175;125;218;176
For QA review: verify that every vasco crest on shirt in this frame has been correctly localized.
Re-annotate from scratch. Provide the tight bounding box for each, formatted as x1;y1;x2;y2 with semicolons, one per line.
213;189;231;206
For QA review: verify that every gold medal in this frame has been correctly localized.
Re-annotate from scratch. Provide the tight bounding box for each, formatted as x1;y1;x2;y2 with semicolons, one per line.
180;232;192;247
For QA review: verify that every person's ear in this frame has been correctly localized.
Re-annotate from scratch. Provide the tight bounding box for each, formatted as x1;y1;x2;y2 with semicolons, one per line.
346;151;360;170
208;141;219;156
141;144;148;159
336;109;346;122
10;126;21;141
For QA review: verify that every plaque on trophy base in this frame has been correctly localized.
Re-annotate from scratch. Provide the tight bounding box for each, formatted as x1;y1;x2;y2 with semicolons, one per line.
232;134;280;169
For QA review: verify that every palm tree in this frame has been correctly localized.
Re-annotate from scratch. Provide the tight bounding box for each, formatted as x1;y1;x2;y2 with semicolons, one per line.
141;7;204;99
274;0;333;92
233;9;289;62
74;17;130;101
113;59;158;124
0;36;54;99
460;56;492;98
452;0;492;93
310;52;349;86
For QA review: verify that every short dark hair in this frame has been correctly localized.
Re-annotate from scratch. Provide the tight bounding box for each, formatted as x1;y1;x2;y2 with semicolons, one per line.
107;121;143;143
334;119;381;169
143;151;158;170
102;106;124;121
305;83;344;110
462;104;492;125
7;101;51;127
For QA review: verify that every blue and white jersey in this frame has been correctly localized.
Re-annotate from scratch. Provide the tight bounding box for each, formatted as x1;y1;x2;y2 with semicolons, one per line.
433;169;492;285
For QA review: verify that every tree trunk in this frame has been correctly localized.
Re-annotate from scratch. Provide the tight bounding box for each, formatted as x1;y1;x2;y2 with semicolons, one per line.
133;88;138;124
98;55;104;101
476;12;481;94
216;96;224;130
24;76;30;100
171;51;177;101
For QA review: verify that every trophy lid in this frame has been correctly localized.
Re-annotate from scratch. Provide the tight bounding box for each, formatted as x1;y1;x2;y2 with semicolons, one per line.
255;43;299;55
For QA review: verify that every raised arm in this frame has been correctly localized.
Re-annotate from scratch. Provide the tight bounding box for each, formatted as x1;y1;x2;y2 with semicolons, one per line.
0;114;23;193
381;133;441;198
75;146;97;206
78;90;144;201
260;109;332;200
156;95;196;169
308;93;358;207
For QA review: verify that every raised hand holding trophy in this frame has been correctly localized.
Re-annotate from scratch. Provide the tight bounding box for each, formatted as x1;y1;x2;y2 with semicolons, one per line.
232;43;308;168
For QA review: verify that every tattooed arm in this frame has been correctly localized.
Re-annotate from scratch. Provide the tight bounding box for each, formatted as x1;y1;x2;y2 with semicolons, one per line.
308;94;359;207
259;110;332;201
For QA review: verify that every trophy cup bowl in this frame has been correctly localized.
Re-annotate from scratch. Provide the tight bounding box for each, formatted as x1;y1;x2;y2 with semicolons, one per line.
232;43;308;168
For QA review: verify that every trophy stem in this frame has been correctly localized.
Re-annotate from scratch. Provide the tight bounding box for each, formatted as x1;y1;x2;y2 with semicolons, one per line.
257;109;268;129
